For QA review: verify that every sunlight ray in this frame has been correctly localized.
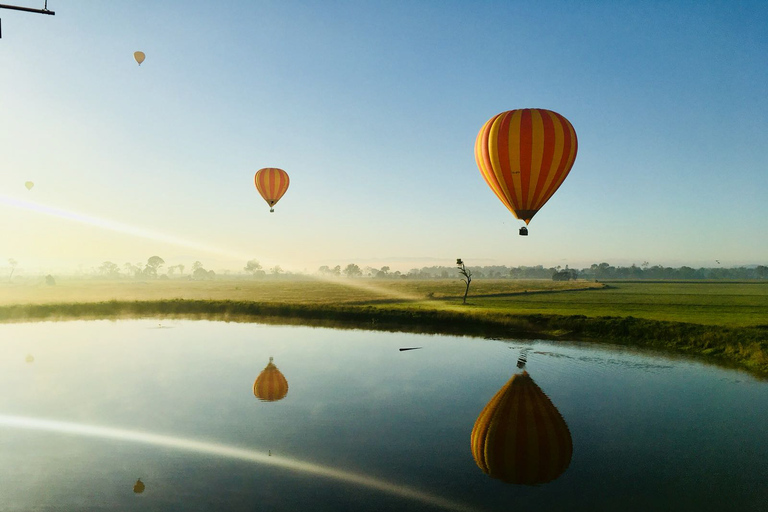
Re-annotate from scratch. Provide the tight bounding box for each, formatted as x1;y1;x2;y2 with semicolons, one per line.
0;414;479;512
0;194;251;261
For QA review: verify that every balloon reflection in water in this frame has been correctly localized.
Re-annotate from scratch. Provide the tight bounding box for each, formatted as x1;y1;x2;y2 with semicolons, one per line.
253;357;289;402
471;371;572;485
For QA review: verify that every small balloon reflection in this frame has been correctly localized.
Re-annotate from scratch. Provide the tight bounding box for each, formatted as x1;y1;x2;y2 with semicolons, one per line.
253;357;289;402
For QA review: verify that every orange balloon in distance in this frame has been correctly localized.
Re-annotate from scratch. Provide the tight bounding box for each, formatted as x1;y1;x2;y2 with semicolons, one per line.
475;108;578;225
471;371;573;485
134;51;145;65
253;357;289;402
254;168;290;213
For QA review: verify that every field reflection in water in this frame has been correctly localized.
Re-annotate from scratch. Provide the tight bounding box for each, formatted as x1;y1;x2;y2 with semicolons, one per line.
0;319;766;511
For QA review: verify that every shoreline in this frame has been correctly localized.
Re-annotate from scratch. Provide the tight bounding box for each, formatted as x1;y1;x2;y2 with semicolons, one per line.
2;299;766;378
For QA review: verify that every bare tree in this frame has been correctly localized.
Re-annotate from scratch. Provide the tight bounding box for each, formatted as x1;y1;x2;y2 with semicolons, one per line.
457;258;472;304
8;258;17;282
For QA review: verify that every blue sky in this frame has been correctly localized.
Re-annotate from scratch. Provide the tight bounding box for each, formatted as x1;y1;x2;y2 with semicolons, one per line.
1;1;766;273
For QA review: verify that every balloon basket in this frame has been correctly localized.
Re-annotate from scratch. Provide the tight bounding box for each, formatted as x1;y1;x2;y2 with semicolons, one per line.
519;227;528;236
270;208;274;213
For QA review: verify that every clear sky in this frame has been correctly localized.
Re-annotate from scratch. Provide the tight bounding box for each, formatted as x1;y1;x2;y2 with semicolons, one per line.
1;1;766;274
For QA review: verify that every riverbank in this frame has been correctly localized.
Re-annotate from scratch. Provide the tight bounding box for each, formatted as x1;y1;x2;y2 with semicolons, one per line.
1;295;766;377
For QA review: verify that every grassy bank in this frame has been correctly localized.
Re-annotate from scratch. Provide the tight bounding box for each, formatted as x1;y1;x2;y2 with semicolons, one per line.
1;278;766;377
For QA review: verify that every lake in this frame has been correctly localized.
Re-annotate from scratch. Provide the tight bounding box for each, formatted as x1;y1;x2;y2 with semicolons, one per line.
1;320;766;511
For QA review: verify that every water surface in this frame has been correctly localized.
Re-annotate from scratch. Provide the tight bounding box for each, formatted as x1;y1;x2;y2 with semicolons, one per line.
1;320;766;511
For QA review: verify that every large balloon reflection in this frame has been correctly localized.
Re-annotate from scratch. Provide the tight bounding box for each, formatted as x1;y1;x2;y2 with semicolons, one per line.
253;357;289;402
471;370;572;485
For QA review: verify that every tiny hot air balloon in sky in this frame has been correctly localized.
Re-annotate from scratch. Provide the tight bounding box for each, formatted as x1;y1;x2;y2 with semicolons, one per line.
253;357;289;402
471;370;573;485
134;51;145;66
475;108;578;236
254;168;290;213
24;181;34;191
133;478;145;494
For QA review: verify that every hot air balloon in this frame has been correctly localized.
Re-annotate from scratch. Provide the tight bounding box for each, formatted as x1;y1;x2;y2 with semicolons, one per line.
254;168;290;213
475;109;578;235
134;51;145;66
471;371;572;485
133;478;145;494
25;181;34;191
253;357;289;402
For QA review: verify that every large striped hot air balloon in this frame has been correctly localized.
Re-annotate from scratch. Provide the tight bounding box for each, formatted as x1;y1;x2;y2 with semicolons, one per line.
253;357;289;402
254;168;290;213
475;109;577;234
471;371;572;485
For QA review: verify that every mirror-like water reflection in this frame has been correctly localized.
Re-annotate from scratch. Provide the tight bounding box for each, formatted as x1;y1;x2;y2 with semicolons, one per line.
1;320;766;511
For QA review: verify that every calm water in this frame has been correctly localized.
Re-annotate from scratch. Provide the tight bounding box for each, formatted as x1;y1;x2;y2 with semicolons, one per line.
0;320;766;511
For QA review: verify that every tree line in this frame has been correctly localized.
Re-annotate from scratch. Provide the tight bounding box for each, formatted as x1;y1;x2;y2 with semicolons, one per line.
317;262;768;281
5;257;767;281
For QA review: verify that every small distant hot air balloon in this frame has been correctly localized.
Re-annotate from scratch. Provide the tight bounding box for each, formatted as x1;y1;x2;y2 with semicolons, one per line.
134;51;145;66
25;181;34;191
133;478;145;494
254;168;290;213
475;108;578;235
253;357;289;402
471;370;572;485
25;354;34;363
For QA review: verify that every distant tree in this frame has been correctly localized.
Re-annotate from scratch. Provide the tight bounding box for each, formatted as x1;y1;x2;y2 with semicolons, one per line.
177;264;185;276
167;266;176;276
123;262;142;278
552;269;574;281
457;258;472;304
45;274;56;286
192;266;210;280
757;265;768;280
8;258;17;281
144;256;165;278
270;265;284;275
99;261;121;278
192;261;203;272
343;263;362;278
332;265;341;276
245;259;263;276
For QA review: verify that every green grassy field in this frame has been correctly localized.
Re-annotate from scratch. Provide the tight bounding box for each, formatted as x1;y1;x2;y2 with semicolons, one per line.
1;277;766;376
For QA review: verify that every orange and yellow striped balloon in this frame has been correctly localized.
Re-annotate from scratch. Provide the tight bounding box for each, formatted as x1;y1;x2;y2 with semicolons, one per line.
471;371;572;485
475;108;577;225
254;168;290;212
253;357;289;402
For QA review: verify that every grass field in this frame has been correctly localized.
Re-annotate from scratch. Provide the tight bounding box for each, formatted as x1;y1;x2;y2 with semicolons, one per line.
1;277;766;376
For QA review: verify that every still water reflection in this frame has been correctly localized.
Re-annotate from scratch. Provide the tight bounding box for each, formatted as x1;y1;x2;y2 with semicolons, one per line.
0;320;766;511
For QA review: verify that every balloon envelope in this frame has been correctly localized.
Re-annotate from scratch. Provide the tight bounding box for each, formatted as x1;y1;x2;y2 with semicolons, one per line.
254;168;290;211
471;371;572;485
134;51;145;65
253;357;289;402
24;181;34;191
475;108;577;225
133;478;145;494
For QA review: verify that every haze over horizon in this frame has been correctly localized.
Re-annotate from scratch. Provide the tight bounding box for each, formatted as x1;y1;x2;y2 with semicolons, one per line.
2;1;766;275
